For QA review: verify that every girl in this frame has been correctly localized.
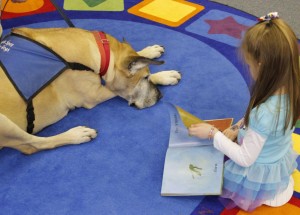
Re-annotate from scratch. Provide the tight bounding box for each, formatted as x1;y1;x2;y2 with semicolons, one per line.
188;12;300;212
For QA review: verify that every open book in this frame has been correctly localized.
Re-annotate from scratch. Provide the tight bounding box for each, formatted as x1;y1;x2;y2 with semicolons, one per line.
161;103;233;196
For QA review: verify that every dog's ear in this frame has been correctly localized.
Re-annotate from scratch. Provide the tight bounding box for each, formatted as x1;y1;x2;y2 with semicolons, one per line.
127;56;164;74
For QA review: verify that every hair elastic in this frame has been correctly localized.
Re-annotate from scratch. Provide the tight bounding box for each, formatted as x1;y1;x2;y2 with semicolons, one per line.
257;12;279;22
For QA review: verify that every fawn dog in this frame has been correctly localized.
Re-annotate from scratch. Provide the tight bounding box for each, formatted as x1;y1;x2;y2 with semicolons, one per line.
0;27;181;154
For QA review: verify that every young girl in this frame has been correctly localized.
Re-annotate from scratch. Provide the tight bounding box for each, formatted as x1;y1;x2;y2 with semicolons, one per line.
188;12;300;212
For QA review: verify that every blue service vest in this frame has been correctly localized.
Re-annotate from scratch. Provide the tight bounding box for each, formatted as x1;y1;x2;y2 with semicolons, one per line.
0;33;92;133
0;33;69;102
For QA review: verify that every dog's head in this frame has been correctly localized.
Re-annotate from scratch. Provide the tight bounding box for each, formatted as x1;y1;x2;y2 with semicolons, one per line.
125;56;164;109
105;41;164;109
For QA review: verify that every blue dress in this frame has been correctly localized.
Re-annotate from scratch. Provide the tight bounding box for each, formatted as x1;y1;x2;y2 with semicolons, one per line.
220;95;298;211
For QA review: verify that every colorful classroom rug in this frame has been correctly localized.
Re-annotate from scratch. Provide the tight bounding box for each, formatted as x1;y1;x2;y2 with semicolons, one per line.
1;0;299;214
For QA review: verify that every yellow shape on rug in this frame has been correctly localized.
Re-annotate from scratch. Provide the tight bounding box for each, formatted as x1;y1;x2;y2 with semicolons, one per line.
128;0;204;27
293;170;300;192
140;0;196;22
292;133;300;192
292;133;300;153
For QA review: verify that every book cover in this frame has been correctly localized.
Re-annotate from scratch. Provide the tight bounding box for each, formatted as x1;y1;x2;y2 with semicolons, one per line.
161;103;233;196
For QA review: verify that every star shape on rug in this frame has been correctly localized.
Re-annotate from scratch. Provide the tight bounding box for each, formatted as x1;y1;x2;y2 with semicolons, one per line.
205;16;249;39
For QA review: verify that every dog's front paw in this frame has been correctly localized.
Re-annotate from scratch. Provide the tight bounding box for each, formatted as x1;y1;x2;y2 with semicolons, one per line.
149;70;181;85
137;45;165;59
64;126;98;144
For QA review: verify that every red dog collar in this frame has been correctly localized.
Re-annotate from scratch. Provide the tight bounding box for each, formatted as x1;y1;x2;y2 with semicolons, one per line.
93;31;110;77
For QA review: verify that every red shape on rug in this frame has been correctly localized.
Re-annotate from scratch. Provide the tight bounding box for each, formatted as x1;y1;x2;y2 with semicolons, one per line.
205;16;249;39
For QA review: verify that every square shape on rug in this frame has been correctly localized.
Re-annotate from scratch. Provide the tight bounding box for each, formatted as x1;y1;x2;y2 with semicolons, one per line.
64;0;124;11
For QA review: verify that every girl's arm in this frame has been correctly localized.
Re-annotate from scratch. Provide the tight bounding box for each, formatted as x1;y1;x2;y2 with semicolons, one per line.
213;129;265;167
188;123;266;167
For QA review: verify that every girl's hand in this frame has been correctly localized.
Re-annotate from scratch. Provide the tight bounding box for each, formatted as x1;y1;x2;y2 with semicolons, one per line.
188;123;218;139
223;125;239;141
223;118;244;141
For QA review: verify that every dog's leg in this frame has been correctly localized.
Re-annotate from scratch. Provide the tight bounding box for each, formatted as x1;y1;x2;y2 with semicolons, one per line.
137;46;181;85
137;45;164;59
0;114;97;154
149;71;181;86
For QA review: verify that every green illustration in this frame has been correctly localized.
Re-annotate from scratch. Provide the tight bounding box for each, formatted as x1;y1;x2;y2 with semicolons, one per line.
189;164;202;179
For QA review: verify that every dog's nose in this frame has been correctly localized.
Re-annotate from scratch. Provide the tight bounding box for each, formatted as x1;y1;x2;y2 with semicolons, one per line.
129;102;137;108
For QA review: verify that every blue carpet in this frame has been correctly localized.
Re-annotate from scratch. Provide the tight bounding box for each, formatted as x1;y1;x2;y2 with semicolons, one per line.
1;1;296;215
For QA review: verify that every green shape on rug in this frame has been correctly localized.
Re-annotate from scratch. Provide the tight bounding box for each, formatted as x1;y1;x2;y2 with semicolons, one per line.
64;0;124;11
83;0;106;7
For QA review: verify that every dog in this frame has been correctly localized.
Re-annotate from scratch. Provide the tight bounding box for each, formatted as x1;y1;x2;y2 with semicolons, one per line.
0;27;181;154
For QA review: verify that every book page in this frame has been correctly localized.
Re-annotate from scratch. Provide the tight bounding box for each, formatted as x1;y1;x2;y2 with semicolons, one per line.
161;145;224;196
161;103;227;196
167;103;233;147
167;103;212;147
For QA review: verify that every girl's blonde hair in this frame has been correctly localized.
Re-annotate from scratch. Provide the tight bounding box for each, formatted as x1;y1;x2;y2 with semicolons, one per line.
241;18;300;130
